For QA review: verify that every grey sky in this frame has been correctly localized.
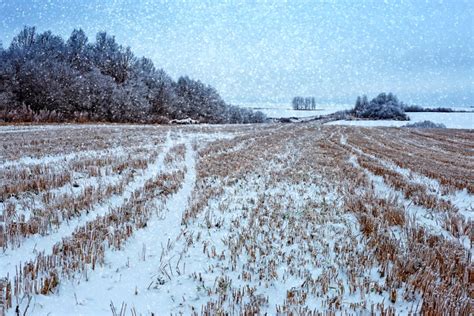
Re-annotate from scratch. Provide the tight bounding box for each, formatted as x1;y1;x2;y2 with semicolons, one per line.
1;0;473;106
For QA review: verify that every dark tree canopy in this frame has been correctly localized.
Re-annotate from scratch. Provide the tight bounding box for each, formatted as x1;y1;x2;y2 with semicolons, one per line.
0;26;266;124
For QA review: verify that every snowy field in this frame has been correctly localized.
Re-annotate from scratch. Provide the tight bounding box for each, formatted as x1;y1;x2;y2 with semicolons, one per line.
238;102;352;118
0;123;472;315
241;102;474;129
327;111;474;129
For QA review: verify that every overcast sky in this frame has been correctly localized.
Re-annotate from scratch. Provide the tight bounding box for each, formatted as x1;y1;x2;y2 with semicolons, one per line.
1;0;473;106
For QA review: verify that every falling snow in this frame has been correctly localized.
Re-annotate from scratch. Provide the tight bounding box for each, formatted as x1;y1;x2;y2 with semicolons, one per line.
0;1;472;315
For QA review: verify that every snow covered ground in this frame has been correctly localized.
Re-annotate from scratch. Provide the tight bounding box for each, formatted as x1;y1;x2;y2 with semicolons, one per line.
239;102;352;118
240;102;473;129
327;111;474;129
0;123;471;315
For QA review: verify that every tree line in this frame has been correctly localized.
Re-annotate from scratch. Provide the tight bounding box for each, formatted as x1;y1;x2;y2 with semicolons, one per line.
0;26;266;124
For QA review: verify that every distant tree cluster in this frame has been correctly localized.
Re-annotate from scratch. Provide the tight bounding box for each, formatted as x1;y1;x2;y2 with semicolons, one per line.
292;96;316;110
353;93;409;120
0;26;266;124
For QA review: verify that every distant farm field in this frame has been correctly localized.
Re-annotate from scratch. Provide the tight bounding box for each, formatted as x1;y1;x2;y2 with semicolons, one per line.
0;123;472;315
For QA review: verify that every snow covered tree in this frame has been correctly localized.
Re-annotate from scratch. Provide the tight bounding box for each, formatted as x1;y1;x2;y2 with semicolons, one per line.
352;93;408;120
66;29;91;72
292;96;316;110
10;26;36;51
92;32;133;83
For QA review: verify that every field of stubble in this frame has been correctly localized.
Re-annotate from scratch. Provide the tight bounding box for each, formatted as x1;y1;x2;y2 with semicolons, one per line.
0;123;472;315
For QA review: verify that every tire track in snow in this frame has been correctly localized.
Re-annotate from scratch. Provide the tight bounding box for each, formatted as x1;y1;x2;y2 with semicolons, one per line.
0;132;174;280
28;138;198;315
